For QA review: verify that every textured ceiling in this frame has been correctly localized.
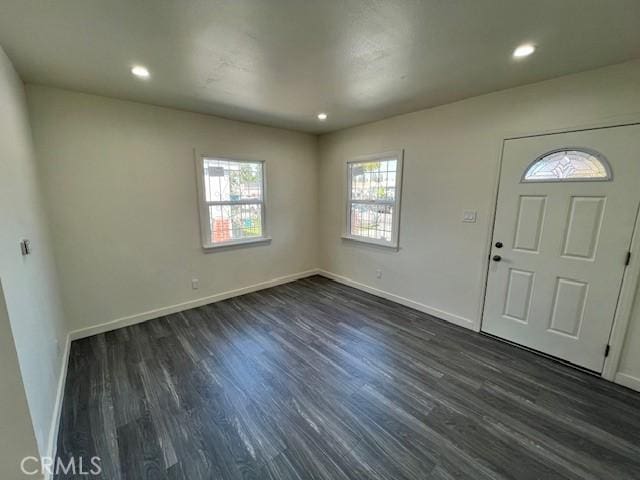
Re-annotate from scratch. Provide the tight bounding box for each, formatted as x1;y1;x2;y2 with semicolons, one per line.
1;0;639;133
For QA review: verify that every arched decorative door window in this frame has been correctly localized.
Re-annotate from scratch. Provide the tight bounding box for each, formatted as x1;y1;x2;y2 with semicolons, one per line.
522;148;612;183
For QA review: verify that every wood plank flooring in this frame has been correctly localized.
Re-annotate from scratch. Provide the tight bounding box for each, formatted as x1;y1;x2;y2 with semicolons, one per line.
55;276;640;479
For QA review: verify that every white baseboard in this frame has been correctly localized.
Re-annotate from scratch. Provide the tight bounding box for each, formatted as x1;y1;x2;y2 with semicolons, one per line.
615;372;640;393
69;269;320;341
44;333;71;479
317;269;474;330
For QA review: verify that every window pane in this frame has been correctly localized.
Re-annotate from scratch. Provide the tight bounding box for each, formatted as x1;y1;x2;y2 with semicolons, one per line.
350;159;397;201
204;158;263;202
523;150;610;182
350;203;393;242
209;204;262;243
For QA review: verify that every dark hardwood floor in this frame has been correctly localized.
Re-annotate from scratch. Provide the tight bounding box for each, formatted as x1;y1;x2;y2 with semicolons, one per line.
55;276;640;479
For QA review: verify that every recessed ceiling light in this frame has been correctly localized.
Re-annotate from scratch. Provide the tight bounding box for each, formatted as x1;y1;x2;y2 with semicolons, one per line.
513;44;536;58
317;113;328;121
131;65;150;78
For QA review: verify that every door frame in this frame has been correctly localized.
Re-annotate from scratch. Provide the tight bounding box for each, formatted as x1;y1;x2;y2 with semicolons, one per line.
478;120;640;381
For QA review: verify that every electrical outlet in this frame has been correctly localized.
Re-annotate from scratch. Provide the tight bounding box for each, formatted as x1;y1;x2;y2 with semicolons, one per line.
462;210;477;223
20;239;32;256
376;269;382;279
191;278;199;290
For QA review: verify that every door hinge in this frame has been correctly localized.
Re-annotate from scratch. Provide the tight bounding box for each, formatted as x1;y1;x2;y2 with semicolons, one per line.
625;251;632;266
605;344;610;357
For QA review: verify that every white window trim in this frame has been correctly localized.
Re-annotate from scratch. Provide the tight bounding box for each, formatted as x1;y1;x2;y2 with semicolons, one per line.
343;149;404;249
194;151;270;250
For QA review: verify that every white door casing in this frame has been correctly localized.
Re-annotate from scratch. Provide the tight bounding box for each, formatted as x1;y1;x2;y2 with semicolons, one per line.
482;125;640;372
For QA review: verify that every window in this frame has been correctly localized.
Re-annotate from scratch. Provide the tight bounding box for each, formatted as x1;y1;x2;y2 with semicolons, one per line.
345;150;403;248
196;156;267;248
522;148;612;182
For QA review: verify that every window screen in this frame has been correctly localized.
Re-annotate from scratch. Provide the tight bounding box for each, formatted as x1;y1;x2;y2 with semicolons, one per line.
347;151;403;247
198;157;266;247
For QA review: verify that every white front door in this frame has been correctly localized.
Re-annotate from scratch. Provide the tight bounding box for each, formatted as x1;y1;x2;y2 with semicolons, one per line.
482;125;640;372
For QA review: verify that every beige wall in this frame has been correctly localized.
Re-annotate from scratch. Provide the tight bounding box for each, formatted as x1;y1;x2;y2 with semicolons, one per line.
0;46;67;471
0;282;41;479
23;61;640;392
618;282;640;389
26;85;319;334
318;60;640;386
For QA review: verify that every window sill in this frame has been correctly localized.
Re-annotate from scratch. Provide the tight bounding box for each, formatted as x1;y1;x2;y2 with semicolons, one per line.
203;236;272;251
341;235;399;250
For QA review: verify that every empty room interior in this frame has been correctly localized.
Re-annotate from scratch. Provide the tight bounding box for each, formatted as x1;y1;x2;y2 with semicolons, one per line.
2;1;640;478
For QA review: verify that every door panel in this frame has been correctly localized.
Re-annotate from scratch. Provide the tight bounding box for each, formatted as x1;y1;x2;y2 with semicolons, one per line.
513;196;546;252
483;125;640;372
548;277;587;337
561;196;605;259
504;268;535;323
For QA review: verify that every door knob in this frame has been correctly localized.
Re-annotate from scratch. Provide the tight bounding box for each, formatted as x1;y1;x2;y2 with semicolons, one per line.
495;241;503;248
492;255;502;262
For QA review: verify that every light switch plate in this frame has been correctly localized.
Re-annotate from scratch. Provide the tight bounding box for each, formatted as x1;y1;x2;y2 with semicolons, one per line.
462;210;477;223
